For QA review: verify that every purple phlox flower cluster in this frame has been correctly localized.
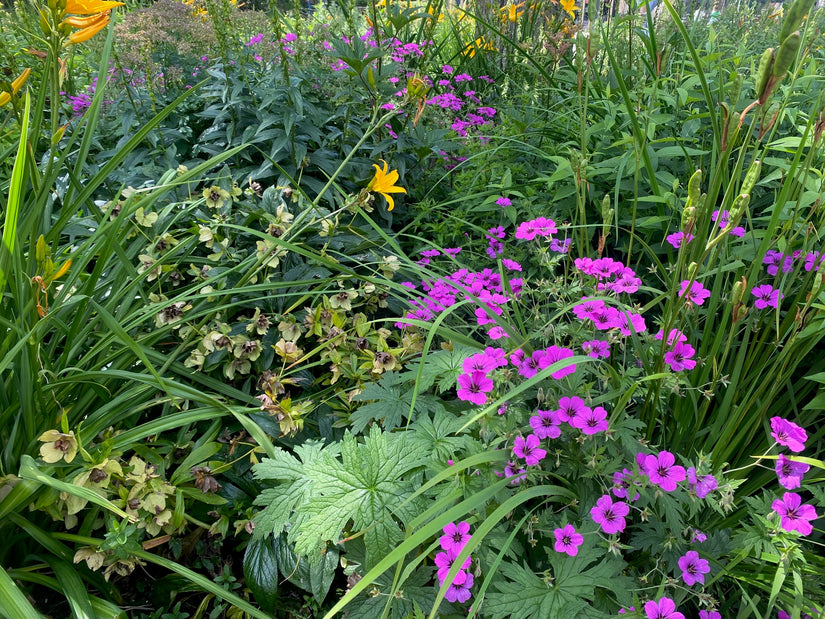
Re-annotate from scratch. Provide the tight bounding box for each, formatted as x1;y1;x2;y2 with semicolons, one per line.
611;468;640;501
515;217;557;240
582;339;610;359
550;237;572;253
436;522;474;603
590;494;629;534
485;225;506;259
642;451;686;492
711;209;745;237
763;249;796;275
804;250;825;271
751;284;782;309
677;550;710;585
496;196;512;207
772;492;818;536
678;280;711;306
686;467;718;498
511;345;576;380
246;33;264;46
644;597;685;619
666;231;694;249
553;523;584;556
775;454;810;490
513;434;546;466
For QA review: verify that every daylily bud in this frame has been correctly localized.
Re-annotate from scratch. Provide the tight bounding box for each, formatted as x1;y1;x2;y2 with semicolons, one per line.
755;47;774;104
687;262;698;280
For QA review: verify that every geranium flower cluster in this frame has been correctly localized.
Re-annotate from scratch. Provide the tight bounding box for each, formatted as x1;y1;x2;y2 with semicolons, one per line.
574;256;642;295
435;522;474;603
769;417;818;536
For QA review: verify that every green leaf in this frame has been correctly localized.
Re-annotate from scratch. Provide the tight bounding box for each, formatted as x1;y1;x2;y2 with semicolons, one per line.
243;536;280;613
295;427;423;569
275;534;339;604
0;564;44;619
408;411;473;462
351;372;410;432
485;545;625;619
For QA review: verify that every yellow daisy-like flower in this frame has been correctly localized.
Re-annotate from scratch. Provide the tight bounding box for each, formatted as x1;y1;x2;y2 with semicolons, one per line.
368;160;406;212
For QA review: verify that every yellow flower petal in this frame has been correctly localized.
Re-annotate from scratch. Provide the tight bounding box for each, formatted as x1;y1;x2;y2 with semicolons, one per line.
368;160;406;212
68;15;110;43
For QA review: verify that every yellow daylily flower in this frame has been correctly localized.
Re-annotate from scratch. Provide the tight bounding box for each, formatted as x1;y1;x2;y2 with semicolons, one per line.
500;2;525;22
0;68;31;107
560;0;578;18
368;160;406;212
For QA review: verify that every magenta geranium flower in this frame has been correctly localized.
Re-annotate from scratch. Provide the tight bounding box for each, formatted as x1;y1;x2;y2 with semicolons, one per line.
556;396;588;422
582;339;610;359
440;522;471;554
553;524;584;556
666;231;694;248
504;461;527;484
513;434;546;466
644;451;686;492
770;417;808;452
462;352;498;375
751;284;782;309
443;569;473;603
539;345;576;379
678;280;711;306
677;550;710;585
456;371;494;405
572;298;606;321
617;311;647;336
590;494;629;534
772;492;818;535
530;409;562;439
775;454;810;490
591;306;623;330
699;611;721;619
569;405;608;435
434;550;471;584
664;341;696;372
655;328;688;346
644;597;685;619
611;468;639;501
686;467;718;498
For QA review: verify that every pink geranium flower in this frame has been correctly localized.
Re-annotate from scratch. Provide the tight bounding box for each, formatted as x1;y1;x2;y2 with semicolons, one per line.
644;597;685;619
677;550;710;585
590;494;629;534
770;417;808;452
772;492;818;536
440;522;471;554
553;524;584;556
444;570;473;603
644;451;686;492
530;409;563;439
569;405;609;435
513;434;546;466
775;454;810;490
678;280;711;306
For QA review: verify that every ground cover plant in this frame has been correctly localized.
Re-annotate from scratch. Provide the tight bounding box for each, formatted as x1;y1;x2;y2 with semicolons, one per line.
1;0;824;616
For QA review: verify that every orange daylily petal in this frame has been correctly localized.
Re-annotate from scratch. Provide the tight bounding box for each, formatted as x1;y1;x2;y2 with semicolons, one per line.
0;68;31;106
68;14;110;43
63;0;123;15
62;10;110;28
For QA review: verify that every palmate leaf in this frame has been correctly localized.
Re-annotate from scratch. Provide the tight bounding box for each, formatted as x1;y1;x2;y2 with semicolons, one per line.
484;545;627;619
251;439;339;539
296;427;424;568
350;372;445;432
